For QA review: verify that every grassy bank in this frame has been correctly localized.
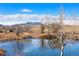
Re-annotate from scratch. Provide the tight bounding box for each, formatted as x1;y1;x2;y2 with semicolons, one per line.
0;32;79;41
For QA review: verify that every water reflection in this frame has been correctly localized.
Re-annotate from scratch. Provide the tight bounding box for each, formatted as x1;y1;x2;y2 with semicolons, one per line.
48;39;61;49
0;38;79;56
15;38;32;56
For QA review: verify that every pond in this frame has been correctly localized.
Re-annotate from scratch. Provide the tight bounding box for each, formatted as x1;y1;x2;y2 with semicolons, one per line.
0;38;79;56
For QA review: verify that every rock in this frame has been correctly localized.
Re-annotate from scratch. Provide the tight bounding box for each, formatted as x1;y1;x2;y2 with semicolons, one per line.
0;49;6;56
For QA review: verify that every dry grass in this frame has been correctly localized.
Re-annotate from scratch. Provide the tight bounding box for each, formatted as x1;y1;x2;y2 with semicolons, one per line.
63;25;79;33
19;33;32;39
0;33;21;41
0;25;79;40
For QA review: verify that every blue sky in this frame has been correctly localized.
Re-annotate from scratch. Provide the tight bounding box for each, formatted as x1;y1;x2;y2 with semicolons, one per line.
0;3;60;15
0;3;79;15
0;3;79;25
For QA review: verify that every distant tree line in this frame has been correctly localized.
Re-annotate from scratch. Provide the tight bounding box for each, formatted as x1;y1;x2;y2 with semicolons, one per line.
0;24;31;33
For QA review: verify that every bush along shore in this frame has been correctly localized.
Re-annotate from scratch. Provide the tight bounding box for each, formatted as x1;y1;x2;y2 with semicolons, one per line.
0;32;79;41
0;32;52;41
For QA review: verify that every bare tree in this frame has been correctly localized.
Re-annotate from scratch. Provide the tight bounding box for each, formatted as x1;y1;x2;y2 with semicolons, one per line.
40;19;45;47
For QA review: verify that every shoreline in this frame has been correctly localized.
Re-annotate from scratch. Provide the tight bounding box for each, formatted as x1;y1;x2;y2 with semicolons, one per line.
0;32;79;41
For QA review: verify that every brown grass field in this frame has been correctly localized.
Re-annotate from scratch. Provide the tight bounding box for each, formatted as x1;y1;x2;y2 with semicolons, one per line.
0;25;79;41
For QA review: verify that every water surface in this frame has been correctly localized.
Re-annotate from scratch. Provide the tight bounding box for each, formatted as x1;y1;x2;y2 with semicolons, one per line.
0;38;79;56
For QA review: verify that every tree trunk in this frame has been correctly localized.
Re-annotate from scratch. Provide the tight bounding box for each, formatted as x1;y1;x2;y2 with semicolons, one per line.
60;43;64;56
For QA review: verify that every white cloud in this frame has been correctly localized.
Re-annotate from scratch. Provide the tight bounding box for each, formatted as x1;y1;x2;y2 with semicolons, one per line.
22;9;32;12
0;14;79;25
0;14;42;25
0;14;58;25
